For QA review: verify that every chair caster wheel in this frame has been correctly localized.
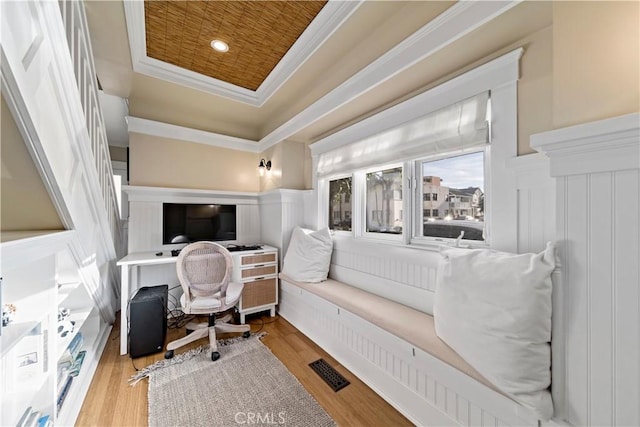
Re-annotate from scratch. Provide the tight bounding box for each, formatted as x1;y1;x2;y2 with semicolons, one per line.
243;331;250;338
164;350;174;359
211;351;220;361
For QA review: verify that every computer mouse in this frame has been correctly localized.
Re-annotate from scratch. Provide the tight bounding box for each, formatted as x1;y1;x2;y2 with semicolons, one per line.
155;252;163;256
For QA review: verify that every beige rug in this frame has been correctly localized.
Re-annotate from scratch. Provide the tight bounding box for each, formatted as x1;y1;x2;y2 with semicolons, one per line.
131;335;335;427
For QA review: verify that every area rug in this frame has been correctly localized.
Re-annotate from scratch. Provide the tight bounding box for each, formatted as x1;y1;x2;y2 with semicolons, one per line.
130;335;336;427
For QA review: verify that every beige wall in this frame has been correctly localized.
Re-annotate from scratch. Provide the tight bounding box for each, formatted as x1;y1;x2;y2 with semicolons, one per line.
281;141;306;190
553;1;640;128
129;133;260;192
517;26;553;155
1;97;64;231
259;143;279;192
109;145;127;162
259;140;307;192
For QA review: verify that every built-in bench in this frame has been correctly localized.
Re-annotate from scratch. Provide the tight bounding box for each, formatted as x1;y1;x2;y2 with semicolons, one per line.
279;272;540;426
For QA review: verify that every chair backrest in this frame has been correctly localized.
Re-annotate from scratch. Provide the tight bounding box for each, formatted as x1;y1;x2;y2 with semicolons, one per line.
176;242;233;301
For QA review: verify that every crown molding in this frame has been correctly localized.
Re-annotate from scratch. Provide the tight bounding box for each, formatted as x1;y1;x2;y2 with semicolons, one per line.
259;0;522;151
126;1;521;155
127;116;261;153
531;112;640;176
123;0;362;107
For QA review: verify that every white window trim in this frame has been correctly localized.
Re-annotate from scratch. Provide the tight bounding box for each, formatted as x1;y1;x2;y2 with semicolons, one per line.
357;162;405;243
312;48;522;252
325;173;354;236
410;148;489;249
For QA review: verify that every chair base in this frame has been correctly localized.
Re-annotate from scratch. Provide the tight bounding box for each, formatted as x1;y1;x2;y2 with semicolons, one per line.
165;312;250;360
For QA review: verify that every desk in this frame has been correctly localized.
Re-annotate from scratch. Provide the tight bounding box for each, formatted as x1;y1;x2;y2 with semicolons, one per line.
116;246;279;356
117;252;177;355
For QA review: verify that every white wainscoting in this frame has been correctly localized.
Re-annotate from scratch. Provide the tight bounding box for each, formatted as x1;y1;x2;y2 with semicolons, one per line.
329;236;439;314
279;279;538;427
124;186;261;253
532;112;640;427
259;189;306;268
506;153;556;254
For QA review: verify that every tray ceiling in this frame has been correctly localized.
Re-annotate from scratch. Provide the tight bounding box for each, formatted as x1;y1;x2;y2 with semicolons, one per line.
126;0;358;106
144;1;326;92
88;1;552;149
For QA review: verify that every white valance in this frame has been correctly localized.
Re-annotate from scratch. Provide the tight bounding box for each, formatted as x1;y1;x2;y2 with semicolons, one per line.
317;92;490;177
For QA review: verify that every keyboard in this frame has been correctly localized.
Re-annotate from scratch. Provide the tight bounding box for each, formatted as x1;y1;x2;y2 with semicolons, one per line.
226;244;263;252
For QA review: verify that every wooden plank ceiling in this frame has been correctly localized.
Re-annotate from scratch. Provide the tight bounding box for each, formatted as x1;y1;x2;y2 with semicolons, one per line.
144;0;327;91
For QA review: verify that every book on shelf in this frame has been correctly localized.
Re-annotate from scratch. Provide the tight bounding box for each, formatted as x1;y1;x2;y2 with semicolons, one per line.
58;331;82;371
69;350;87;377
16;406;47;427
67;332;83;358
36;414;52;427
16;406;33;427
24;410;41;427
56;367;70;395
56;374;73;413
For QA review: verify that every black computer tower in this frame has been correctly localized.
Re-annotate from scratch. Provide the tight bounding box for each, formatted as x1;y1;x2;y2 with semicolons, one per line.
129;284;168;358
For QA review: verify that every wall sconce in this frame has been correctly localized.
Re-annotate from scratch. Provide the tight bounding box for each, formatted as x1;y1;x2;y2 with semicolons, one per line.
258;158;272;177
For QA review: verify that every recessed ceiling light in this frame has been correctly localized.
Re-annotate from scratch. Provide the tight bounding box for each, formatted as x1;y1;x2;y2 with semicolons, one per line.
210;40;229;52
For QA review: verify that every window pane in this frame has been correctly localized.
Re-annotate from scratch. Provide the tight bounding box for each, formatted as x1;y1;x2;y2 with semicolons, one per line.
329;177;352;231
366;167;403;234
421;152;484;241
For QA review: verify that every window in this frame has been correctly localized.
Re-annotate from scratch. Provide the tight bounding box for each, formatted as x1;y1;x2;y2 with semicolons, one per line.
419;151;485;241
366;167;403;234
329;177;352;231
424;193;431;201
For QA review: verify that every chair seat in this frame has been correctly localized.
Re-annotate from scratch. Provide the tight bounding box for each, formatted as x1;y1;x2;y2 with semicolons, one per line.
180;280;244;313
166;242;251;360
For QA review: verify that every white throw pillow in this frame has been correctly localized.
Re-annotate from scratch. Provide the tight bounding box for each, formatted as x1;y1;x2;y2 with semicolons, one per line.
434;242;556;420
282;227;333;283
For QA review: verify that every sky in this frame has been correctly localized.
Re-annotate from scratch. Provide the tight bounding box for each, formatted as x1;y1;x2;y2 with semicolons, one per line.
422;151;484;191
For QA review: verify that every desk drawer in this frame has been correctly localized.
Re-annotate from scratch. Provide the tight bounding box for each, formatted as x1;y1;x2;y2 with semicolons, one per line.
241;252;276;266
241;277;277;309
241;265;277;279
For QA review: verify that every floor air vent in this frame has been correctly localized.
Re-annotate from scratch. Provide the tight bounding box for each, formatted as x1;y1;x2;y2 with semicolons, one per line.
309;358;350;392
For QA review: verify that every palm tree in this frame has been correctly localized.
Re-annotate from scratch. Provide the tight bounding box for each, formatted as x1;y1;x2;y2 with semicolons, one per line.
330;178;351;229
366;168;402;232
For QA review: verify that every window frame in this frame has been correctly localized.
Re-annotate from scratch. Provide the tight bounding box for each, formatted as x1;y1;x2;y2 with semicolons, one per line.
410;147;489;248
320;150;490;249
324;173;355;235
355;162;407;243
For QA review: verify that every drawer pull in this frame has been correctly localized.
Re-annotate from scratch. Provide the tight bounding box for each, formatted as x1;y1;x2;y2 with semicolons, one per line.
254;277;265;281
254;264;265;268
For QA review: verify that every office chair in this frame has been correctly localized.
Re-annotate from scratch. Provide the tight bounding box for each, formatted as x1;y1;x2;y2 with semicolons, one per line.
164;241;250;361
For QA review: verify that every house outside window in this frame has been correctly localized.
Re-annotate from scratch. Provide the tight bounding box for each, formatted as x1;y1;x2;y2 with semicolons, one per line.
420;152;485;241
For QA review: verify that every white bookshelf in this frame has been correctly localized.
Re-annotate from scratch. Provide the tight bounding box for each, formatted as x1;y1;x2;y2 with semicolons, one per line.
1;231;111;427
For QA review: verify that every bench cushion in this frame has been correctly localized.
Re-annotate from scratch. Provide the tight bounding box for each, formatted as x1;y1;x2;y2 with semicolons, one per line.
280;273;502;395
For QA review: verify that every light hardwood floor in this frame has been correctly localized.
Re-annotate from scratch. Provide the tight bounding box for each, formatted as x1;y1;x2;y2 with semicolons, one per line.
76;312;413;426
